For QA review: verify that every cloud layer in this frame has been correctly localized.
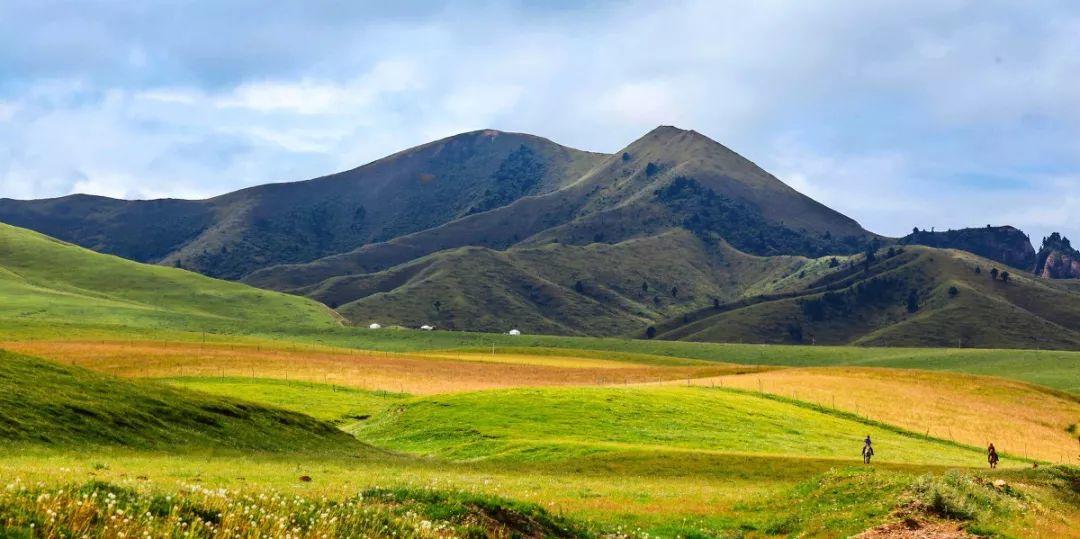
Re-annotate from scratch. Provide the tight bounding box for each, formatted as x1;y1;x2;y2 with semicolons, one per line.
1;0;1077;244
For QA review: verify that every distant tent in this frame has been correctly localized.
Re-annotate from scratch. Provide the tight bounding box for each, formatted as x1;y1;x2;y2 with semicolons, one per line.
508;329;521;336
368;323;382;329
420;325;435;331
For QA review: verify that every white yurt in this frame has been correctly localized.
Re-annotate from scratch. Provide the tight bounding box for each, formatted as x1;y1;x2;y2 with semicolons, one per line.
368;323;382;329
420;324;435;331
508;329;522;336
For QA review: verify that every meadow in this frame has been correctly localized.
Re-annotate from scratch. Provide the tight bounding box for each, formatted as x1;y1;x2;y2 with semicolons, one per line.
2;329;1078;537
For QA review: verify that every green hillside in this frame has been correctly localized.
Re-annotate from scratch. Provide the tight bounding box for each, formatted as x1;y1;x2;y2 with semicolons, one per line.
316;230;812;334
359;386;988;466
658;245;1080;349
0;222;339;333
0;350;355;451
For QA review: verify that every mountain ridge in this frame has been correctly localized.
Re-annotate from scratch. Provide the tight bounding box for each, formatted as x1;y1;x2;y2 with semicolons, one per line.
0;129;605;279
1;126;1074;348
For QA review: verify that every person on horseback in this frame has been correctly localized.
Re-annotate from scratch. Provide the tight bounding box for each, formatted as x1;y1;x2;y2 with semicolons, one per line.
987;443;999;469
862;435;874;464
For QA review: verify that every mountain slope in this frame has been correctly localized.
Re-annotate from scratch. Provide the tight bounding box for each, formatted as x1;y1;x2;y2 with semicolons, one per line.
245;126;873;294
899;225;1035;270
0;349;356;450
656;245;1080;349
0;222;339;332
0;130;604;279
309;230;814;334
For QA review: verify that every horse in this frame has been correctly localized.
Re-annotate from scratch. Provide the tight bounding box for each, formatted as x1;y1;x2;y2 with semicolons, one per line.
862;443;874;464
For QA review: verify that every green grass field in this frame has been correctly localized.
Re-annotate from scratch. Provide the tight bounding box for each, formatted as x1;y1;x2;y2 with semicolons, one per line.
359;386;992;466
166;377;406;424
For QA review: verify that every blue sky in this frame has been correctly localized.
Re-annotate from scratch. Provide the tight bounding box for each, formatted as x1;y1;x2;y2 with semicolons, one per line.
0;1;1077;245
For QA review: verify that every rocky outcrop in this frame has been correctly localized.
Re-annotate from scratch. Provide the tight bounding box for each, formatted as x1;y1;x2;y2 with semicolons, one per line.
899;225;1035;270
1035;233;1080;279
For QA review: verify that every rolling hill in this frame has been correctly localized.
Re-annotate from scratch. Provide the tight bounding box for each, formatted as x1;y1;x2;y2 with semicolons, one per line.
0;349;355;451
310;230;826;335
0;222;339;333
656;245;1080;348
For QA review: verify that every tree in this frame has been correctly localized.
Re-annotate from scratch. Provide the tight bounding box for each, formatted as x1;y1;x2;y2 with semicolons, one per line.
1000;271;1010;284
990;268;999;280
906;289;919;313
912;227;920;234
863;241;878;273
641;281;648;293
886;247;897;258
828;257;839;268
713;298;721;310
671;286;678;298
433;300;442;311
974;266;982;274
574;280;585;294
645;162;660;176
786;323;803;342
645;326;657;339
947;286;959;298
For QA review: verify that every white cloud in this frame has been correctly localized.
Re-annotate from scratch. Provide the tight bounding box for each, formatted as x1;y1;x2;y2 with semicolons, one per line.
0;0;1076;242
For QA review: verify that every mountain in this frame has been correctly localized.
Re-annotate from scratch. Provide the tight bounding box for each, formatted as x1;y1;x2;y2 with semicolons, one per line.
1035;233;1080;279
0;130;604;279
654;245;1080;349
899;225;1035;270
0;222;339;333
244;126;872;291
3;126;1073;348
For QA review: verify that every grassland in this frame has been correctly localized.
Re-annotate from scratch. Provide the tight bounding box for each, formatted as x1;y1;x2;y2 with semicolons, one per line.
166;377;406;424
359;386;1002;465
0;350;354;451
0;339;762;395
678;367;1080;463
3;319;1078;391
2;337;1078;536
0;222;339;333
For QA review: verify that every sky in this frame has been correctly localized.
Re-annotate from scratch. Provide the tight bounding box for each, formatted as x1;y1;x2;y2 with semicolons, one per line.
0;1;1077;245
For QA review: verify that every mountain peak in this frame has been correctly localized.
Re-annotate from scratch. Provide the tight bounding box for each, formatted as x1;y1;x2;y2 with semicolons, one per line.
639;125;707;142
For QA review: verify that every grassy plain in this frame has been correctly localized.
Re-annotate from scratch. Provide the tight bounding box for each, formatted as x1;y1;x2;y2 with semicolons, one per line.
3;334;1079;536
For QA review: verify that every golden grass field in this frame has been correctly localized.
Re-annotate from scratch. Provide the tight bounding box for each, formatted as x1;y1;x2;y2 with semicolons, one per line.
669;367;1080;463
0;340;766;394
